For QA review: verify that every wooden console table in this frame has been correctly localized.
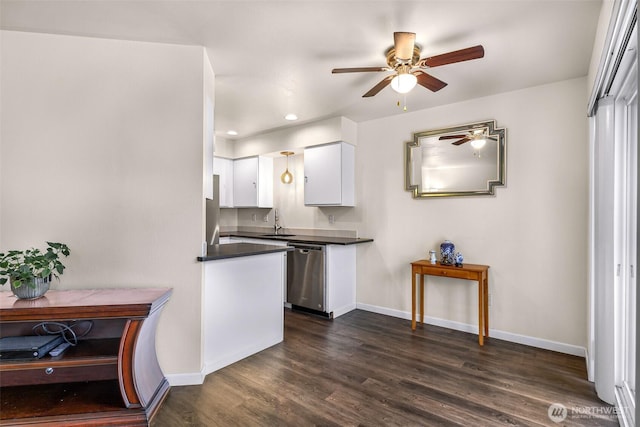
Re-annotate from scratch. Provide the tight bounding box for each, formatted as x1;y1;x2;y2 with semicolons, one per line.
0;288;172;426
411;260;489;345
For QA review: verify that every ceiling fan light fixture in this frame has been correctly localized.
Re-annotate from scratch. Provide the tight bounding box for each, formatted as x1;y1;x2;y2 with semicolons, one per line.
470;138;486;149
332;32;484;99
390;73;417;94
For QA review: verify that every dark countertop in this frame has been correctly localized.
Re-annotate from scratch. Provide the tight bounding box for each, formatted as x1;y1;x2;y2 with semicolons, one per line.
220;231;374;246
197;243;293;262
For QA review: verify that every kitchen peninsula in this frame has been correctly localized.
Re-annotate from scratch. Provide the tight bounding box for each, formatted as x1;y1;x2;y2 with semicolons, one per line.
197;242;290;376
196;232;372;376
197;241;291;261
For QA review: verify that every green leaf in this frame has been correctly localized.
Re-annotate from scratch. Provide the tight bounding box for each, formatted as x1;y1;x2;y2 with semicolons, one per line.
0;242;70;285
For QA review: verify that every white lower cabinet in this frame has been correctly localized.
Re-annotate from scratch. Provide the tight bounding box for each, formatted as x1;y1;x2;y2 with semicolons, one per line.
325;244;356;318
203;251;285;375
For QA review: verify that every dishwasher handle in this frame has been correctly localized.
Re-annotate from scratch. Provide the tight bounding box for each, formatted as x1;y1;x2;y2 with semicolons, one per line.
290;243;326;252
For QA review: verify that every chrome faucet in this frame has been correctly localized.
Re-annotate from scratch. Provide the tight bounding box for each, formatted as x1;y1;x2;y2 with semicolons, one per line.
274;208;283;235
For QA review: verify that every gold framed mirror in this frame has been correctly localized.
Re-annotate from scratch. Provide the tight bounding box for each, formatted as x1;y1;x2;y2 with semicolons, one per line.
405;120;506;198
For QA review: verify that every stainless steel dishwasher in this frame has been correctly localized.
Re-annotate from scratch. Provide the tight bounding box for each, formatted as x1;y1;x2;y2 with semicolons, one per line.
287;243;326;314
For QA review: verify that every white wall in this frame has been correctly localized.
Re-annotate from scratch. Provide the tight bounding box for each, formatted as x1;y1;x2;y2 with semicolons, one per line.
0;31;209;376
233;116;357;158
214;136;235;159
356;77;589;349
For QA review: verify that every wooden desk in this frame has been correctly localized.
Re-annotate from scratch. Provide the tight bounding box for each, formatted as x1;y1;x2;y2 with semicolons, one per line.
411;260;489;345
0;288;172;426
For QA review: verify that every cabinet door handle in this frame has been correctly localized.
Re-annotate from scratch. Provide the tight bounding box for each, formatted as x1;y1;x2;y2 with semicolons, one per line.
304;176;308;183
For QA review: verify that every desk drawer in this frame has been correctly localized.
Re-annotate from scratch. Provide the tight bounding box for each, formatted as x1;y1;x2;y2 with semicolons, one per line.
423;267;480;281
1;363;118;387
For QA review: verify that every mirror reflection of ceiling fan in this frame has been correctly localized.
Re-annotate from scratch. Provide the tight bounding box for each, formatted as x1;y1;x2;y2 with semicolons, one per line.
439;129;496;149
332;32;484;98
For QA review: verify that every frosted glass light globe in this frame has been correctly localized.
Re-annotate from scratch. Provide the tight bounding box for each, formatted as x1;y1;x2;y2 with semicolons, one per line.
391;73;417;94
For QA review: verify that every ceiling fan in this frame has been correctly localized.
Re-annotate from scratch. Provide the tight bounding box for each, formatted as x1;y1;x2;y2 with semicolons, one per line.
332;32;484;98
439;129;496;148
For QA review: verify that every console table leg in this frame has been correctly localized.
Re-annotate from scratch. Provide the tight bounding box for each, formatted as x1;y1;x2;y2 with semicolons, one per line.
484;276;489;337
419;274;425;326
478;280;484;346
411;271;416;330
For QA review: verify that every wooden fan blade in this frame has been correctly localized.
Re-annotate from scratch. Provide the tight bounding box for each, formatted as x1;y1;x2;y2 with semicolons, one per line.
439;135;468;140
416;45;485;68
413;70;448;92
394;32;416;61
452;137;472;146
363;75;394;97
332;66;389;73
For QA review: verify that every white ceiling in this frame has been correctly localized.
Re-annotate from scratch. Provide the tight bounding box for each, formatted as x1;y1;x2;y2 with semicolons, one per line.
1;1;602;140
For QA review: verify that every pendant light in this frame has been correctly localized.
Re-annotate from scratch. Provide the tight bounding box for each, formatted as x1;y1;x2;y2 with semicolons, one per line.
280;151;294;184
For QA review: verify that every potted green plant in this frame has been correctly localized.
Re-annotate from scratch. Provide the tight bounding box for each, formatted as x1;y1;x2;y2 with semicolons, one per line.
0;242;70;299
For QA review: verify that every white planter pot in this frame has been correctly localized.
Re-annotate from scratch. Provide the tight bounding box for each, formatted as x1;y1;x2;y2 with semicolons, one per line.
10;276;51;300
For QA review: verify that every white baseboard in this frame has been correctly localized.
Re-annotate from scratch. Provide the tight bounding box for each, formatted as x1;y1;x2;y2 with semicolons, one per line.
203;336;283;377
166;337;283;387
165;372;205;386
585;346;595;382
332;303;357;319
356;302;586;358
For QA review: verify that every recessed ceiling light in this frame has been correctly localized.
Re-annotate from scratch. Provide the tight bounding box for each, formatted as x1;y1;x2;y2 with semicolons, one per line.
284;113;298;121
226;130;238;136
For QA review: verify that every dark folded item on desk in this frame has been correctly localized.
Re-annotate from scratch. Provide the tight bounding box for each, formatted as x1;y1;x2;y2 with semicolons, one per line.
0;335;65;360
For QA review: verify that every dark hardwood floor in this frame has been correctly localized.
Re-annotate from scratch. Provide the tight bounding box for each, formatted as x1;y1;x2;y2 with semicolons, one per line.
152;309;617;426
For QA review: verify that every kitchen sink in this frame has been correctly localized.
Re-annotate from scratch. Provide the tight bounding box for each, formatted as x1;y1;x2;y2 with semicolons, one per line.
261;233;295;238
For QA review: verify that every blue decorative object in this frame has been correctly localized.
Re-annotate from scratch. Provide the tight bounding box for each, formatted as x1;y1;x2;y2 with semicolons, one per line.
454;252;464;267
440;240;455;265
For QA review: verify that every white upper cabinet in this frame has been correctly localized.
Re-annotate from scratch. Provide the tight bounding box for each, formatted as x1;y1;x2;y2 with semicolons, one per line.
304;142;355;206
233;156;273;208
213;156;234;208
